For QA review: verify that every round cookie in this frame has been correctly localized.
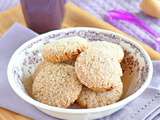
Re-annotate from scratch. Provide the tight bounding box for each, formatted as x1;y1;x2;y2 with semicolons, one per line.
75;48;123;92
32;62;82;108
32;62;47;79
89;41;124;62
43;36;89;63
77;78;123;108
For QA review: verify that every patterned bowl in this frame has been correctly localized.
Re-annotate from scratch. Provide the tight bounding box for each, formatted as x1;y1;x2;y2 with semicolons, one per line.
7;27;153;120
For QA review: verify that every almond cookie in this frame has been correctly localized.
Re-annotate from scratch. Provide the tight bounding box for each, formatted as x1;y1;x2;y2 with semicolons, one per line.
32;62;82;108
75;48;122;92
90;41;124;62
43;36;89;63
77;78;123;108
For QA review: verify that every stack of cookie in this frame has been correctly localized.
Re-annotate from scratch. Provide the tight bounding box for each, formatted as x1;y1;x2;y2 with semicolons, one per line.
32;36;124;108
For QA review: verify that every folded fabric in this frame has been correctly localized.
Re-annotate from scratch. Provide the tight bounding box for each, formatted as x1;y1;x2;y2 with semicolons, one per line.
106;10;160;44
0;23;160;120
0;23;54;120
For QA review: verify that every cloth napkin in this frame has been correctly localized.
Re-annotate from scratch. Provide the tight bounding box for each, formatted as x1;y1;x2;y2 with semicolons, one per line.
0;23;160;120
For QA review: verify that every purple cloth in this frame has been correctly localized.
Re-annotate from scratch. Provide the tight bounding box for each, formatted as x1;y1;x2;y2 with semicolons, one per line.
71;0;160;52
0;23;160;120
0;23;56;120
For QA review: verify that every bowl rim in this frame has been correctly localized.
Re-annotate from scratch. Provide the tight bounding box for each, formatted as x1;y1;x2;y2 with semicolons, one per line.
7;27;153;114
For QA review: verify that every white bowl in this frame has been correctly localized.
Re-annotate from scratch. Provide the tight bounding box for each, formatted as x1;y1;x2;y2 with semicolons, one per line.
7;27;153;120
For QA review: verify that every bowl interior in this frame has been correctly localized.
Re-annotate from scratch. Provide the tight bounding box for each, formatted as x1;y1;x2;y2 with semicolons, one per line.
9;28;150;108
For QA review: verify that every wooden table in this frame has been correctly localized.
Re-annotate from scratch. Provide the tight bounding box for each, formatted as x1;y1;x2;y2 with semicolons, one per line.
1;2;160;120
0;108;30;120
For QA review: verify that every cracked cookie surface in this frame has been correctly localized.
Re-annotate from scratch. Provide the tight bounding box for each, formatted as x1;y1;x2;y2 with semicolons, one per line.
43;36;89;63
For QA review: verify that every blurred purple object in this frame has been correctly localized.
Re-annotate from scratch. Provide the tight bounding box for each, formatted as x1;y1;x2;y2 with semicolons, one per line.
105;10;160;43
20;0;65;34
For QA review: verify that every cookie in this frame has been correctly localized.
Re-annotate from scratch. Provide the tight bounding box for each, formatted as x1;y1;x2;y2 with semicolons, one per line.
90;41;124;62
32;62;47;79
42;36;89;63
77;78;123;108
63;60;75;66
32;62;82;108
75;48;123;92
